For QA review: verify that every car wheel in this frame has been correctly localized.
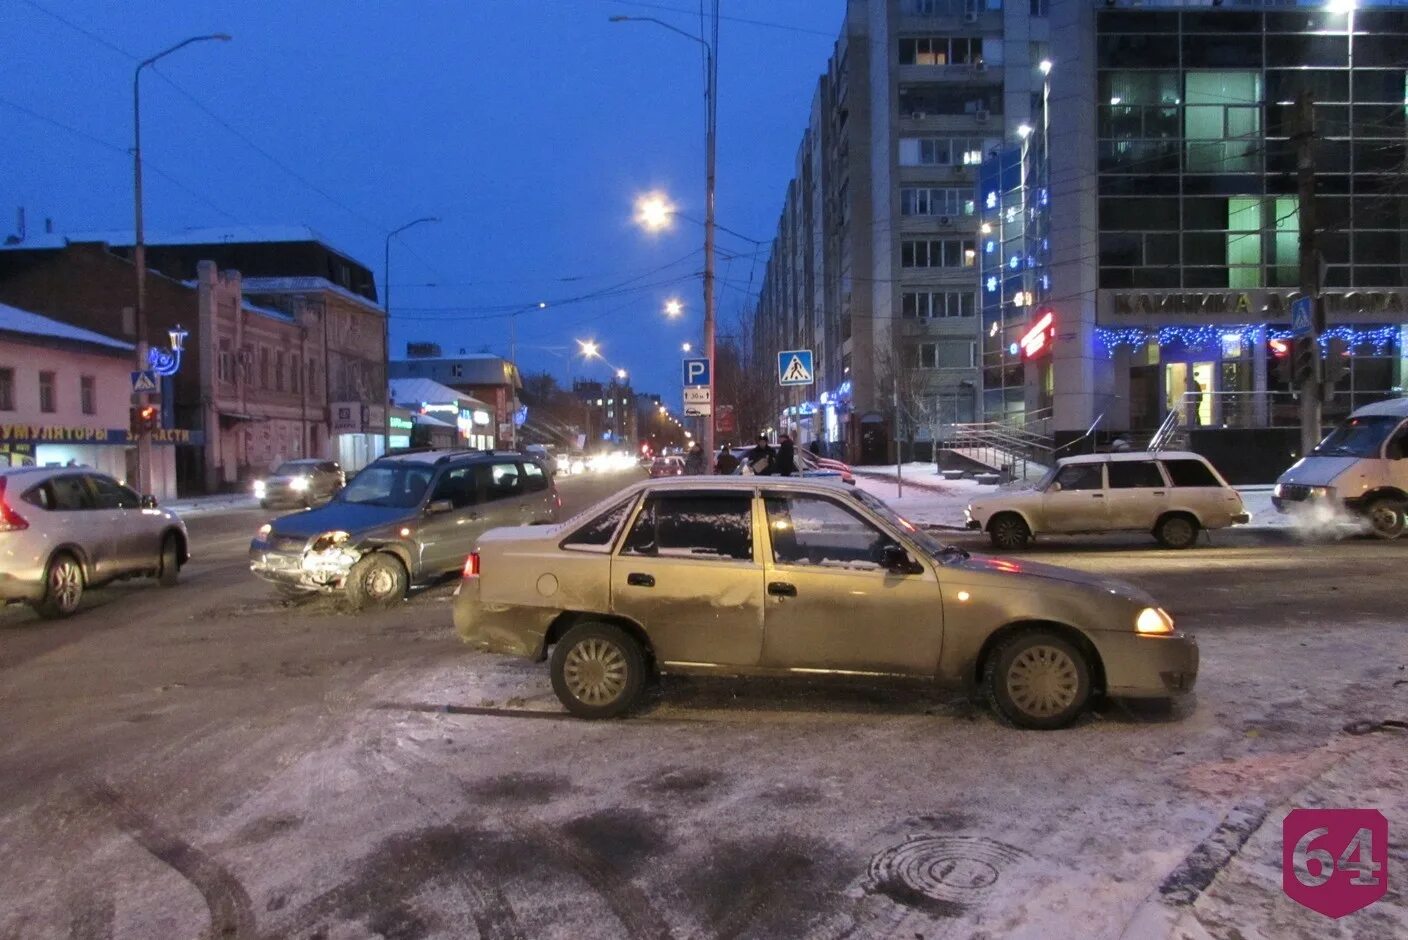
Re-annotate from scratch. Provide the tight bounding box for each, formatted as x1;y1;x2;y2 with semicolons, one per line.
988;513;1031;551
1363;497;1405;540
35;552;85;620
157;534;181;587
344;553;407;610
550;622;647;719
984;629;1092;730
1154;514;1199;549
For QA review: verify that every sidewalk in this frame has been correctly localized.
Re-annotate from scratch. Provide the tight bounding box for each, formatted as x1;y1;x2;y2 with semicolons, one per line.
162;492;259;516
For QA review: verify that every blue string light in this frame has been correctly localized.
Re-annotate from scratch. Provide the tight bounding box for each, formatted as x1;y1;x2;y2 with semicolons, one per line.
1095;324;1402;357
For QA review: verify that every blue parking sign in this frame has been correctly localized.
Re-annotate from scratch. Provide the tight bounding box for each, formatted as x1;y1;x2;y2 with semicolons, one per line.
683;358;710;386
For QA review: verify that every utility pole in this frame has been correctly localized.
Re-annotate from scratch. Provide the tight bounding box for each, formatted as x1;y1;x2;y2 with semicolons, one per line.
702;0;719;472
1293;91;1323;455
384;216;438;455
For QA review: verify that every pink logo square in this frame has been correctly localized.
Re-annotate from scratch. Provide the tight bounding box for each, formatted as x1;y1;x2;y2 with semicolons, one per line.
1283;808;1388;919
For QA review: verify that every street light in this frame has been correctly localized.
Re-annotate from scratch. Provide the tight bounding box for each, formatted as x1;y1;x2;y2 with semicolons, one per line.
383;216;439;452
579;339;600;359
664;298;683;317
612;12;718;471
132;32;231;494
682;341;692;353
616;369;628;380
634;192;674;232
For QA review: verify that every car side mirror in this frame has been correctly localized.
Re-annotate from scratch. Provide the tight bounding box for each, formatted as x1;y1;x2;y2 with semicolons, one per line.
140;494;158;509
881;544;921;575
426;499;454;515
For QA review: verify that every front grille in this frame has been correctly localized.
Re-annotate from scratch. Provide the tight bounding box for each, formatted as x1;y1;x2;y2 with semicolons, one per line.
1277;484;1311;502
271;535;307;553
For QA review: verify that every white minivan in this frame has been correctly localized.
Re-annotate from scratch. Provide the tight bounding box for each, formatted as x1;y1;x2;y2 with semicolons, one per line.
1273;397;1408;539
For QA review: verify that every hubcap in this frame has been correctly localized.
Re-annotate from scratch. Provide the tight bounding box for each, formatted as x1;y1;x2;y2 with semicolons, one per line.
365;567;396;598
50;561;81;611
1371;506;1400;534
1006;645;1079;718
1165;520;1192;544
997;521;1023;544
563;638;628;705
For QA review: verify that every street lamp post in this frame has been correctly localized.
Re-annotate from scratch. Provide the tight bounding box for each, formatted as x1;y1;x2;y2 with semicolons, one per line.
383;216;438;453
611;11;718;471
132;32;230;494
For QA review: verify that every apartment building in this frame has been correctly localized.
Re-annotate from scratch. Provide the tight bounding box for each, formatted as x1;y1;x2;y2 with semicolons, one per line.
754;0;1049;462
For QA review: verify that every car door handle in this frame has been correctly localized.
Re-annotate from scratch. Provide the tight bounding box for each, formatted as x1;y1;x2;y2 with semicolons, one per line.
1091;494;1104;498
1152;491;1166;496
627;572;655;588
767;581;797;597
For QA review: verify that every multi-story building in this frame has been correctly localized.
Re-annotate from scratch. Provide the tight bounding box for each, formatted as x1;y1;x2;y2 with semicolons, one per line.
389;346;523;448
1043;1;1408;476
753;0;1050;463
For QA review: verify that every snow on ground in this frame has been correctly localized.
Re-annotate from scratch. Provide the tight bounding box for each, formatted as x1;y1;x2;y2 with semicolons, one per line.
163;492;258;516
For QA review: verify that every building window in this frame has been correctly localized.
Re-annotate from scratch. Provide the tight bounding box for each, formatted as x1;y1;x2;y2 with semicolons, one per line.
902;291;977;318
275;350;286;392
1184;71;1262;173
39;371;55;413
899;137;995;167
0;367;12;411
80;375;95;415
308;359;318;396
901;239;977;268
899;85;1003;119
258;348;271;389
936;340;978;369
899;37;981;67
291;356;302;395
217;339;234;384
901;187;976;217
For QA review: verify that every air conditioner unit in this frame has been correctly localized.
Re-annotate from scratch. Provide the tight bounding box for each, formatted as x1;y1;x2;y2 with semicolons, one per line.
973;60;987;73
939;215;952;226
975;109;990;123
964;12;979;23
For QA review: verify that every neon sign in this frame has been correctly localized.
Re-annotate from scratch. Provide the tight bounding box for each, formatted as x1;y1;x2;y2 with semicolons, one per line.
1019;310;1055;359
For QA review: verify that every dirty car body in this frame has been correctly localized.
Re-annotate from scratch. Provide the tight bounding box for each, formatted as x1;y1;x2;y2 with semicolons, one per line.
454;477;1197;728
250;449;558;602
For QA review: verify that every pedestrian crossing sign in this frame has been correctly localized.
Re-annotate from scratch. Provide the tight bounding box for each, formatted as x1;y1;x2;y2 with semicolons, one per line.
778;349;814;386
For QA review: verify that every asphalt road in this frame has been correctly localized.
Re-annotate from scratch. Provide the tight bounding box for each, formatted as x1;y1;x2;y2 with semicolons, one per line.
1;470;1403;939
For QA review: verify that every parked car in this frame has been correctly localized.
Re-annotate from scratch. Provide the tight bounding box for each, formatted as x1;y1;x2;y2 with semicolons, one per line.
520;444;559;477
1273;397;1408;539
965;451;1248;551
800;447;856;485
453;476;1197;729
250;449;559;608
0;466;189;619
253;459;345;508
648;456;685;478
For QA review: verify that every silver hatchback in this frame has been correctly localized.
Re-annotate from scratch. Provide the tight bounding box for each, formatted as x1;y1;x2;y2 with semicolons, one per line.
0;467;190;618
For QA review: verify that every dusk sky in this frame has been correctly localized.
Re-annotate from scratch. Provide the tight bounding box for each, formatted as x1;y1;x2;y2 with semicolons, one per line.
2;0;845;398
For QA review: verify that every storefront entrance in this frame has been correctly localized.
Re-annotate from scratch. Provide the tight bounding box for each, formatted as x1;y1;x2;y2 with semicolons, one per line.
1164;361;1215;427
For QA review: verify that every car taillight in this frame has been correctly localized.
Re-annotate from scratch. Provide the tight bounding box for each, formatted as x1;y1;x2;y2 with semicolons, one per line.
554;492;562;510
462;552;480;578
0;480;28;532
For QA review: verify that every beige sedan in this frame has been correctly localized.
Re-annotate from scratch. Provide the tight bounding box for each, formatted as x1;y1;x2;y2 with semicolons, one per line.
453;477;1198;729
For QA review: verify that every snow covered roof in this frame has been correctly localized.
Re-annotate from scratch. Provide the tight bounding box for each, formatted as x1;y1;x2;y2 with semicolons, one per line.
0;302;132;352
389;377;492;411
240;276;385;315
241;299;295;323
0;225;361;263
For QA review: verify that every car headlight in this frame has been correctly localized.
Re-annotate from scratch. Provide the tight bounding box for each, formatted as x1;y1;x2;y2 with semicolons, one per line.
257;523;272;539
311;530;350;552
1308;485;1334;500
1272;483;1284;498
253;480;267;496
1136;607;1175;635
290;476;311;492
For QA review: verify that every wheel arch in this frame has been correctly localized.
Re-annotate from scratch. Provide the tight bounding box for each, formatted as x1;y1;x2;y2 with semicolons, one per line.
973;619;1107;695
1359;486;1408;506
543;611;657;668
160;526;189;564
1153;508;1202;531
47;543;93;582
985;508;1035;533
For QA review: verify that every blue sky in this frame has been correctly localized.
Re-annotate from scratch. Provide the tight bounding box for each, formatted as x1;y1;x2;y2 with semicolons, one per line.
2;0;844;398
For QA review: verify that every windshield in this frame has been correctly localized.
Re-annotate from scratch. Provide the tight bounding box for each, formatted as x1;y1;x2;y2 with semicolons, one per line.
1310;416;1400;458
850;488;964;562
274;461;315;476
337;464;434;508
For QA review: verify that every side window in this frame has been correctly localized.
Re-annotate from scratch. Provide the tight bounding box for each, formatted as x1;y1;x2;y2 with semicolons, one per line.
488;461;522;498
561;497;634;551
621;493;753;561
1053;464;1104;491
20;484;52;510
1386;426;1408;460
764;495;896;569
89;475;140;509
429;464;477;509
1106;461;1166;489
48;475;93;511
1161;459;1221;487
521;461;548;492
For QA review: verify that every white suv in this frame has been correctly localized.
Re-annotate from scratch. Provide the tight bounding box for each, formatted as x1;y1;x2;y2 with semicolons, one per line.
965;451;1249;550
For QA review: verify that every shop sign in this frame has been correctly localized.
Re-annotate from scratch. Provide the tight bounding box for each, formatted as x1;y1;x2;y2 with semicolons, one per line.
389;416;414;431
1112;290;1408;318
1;424;116;443
365;405;387;431
331;402;364;433
472;409;492;426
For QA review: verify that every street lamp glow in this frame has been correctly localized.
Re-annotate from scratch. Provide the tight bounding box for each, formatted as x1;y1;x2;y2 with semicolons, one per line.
681;342;692;352
578;340;599;358
538;301;547;309
684;431;692;438
1017;123;1033;138
616;369;628;380
1038;59;1053;75
664;298;684;317
634;192;674;231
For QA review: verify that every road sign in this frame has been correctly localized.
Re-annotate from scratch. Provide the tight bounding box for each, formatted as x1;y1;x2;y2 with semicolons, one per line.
130;370;159;394
683;358;711;387
683;387;711;405
684;403;713;417
778;349;814;386
714;404;735;434
1291;296;1314;337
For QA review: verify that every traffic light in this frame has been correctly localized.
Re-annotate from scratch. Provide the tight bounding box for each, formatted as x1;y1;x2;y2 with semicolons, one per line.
1323;337;1350;385
129;404;159;437
1270;338;1294;385
1291;336;1320;386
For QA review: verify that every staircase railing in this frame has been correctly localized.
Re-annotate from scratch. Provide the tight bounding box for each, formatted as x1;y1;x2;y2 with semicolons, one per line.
941;419;1054;482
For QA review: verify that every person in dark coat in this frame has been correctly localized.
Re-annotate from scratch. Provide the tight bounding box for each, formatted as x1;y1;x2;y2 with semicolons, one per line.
683;443;706;474
775;435;798;476
715;443;740;475
743;435;775;475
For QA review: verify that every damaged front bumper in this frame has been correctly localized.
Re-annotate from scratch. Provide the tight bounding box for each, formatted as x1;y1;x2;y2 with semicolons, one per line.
249;537;362;592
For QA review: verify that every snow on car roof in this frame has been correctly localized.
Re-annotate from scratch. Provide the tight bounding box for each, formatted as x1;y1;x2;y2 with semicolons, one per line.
1057;450;1206;465
1349;397;1408;418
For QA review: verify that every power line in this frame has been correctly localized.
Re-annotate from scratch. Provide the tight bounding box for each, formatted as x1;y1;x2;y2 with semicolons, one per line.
597;0;835;37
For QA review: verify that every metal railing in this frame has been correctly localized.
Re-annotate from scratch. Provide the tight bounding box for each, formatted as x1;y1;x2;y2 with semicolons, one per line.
940;415;1054;482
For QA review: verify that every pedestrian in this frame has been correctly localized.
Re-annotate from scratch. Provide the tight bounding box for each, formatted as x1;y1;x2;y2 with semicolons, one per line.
744;434;775;476
715;443;740;475
775;435;798;476
683;442;706;475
